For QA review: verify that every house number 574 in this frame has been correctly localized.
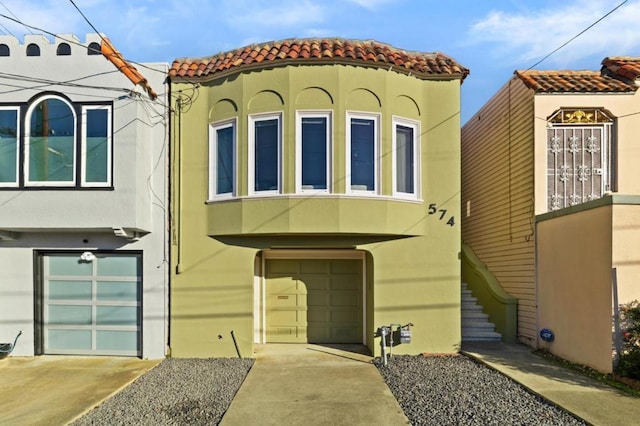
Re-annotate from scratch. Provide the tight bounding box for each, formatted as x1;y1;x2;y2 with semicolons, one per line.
428;203;455;227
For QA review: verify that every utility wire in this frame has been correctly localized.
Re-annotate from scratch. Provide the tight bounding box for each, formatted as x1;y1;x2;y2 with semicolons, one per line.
525;0;629;71
0;1;30;35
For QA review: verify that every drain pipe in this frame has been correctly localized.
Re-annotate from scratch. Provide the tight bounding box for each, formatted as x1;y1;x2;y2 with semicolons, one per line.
230;330;242;359
380;326;388;366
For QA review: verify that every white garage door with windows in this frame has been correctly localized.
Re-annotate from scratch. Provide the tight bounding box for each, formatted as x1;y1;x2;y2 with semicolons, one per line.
41;253;141;356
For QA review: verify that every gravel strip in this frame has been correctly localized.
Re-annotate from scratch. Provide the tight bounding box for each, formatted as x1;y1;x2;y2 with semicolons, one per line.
72;358;253;426
374;354;587;425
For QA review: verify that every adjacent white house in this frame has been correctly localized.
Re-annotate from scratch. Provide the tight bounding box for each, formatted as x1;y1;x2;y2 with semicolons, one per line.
0;34;168;359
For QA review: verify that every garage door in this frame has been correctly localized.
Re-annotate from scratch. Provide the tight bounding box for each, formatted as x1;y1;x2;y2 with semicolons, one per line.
266;259;362;343
42;253;141;356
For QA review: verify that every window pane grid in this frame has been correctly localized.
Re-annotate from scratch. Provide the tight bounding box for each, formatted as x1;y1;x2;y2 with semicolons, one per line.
251;115;281;193
349;117;376;192
300;114;329;191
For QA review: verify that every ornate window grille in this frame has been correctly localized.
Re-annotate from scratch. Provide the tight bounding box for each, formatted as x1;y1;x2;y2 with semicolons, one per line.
546;108;615;211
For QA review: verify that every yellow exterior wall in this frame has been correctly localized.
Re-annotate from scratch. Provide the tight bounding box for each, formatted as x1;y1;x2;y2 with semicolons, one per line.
461;77;537;344
537;204;613;372
612;203;640;311
170;64;462;357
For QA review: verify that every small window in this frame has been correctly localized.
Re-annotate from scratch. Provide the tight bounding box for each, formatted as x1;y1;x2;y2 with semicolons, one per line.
87;42;101;55
82;106;111;186
0;44;10;57
296;111;331;192
249;113;281;194
346;112;379;194
56;43;71;56
26;96;76;185
0;107;19;186
209;119;236;199
26;43;40;56
392;117;420;198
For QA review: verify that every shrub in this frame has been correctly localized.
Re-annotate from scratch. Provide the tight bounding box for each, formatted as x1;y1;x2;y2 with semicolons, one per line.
615;300;640;380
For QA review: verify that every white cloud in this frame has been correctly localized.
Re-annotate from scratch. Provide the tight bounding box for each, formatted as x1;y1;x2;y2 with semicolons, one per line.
468;0;640;68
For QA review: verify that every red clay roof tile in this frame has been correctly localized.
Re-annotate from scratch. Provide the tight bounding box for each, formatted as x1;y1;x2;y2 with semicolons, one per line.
515;70;636;93
169;38;468;82
601;56;640;82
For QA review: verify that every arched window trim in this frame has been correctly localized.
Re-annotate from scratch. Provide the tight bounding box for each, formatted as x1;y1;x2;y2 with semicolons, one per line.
24;94;77;186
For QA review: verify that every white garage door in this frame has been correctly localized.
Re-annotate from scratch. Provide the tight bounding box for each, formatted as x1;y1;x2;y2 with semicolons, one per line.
42;253;141;356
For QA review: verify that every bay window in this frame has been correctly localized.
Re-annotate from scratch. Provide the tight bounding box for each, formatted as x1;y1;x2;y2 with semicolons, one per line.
209;118;236;199
346;112;379;194
296;111;331;192
393;117;419;198
249;113;281;194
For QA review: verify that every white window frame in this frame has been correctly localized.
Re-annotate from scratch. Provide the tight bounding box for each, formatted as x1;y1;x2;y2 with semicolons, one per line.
248;112;282;196
346;111;380;195
208;118;237;200
392;116;420;199
0;106;20;187
25;95;78;187
295;110;332;194
81;105;112;187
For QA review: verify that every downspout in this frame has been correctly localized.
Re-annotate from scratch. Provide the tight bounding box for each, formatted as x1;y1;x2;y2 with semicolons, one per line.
166;78;173;353
175;95;183;274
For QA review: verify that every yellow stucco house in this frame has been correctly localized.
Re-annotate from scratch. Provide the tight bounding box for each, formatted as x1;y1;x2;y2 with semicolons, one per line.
462;57;640;373
167;38;468;357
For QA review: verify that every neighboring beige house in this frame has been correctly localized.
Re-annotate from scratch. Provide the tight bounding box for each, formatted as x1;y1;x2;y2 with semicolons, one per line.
461;57;640;373
168;38;468;358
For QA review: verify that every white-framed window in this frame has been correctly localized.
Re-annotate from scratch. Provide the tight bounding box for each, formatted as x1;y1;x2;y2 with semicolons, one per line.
249;112;282;195
0;106;20;187
16;94;112;189
26;95;78;186
392;116;420;199
346;112;379;195
81;105;112;186
209;118;237;199
296;111;331;193
546;108;615;211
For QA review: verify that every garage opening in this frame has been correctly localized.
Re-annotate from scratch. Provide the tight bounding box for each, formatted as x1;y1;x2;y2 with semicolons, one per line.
265;257;363;343
38;252;142;356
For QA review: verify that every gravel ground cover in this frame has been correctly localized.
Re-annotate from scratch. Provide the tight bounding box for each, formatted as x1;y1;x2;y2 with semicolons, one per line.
73;353;587;425
374;354;587;426
72;358;253;426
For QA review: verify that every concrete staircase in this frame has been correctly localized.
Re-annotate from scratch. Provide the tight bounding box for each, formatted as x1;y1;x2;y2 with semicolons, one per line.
461;282;502;342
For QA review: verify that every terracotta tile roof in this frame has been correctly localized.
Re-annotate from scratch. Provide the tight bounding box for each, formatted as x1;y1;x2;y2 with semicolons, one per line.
515;70;636;93
601;56;640;82
169;38;469;82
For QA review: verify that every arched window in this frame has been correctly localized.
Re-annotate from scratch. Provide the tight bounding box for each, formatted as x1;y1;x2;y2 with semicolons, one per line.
0;44;10;57
26;96;76;184
56;43;71;56
26;43;40;56
87;42;101;55
546;108;615;211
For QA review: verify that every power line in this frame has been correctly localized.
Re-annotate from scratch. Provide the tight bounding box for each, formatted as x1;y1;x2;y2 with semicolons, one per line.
525;0;629;71
0;1;30;35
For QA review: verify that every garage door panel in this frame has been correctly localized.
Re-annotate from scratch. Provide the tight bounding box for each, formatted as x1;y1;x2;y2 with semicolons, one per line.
330;292;359;307
300;261;330;274
308;310;329;322
307;292;329;306
269;294;299;308
269;277;298;293
48;330;92;350
330;310;359;322
333;327;360;341
331;260;361;274
331;277;359;291
303;276;330;291
267;259;300;274
49;281;92;300
96;330;138;351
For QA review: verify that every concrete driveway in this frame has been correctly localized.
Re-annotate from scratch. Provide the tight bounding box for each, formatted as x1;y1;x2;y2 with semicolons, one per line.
0;356;159;426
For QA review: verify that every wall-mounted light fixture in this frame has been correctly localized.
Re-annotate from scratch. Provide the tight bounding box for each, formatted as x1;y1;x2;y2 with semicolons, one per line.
80;251;96;262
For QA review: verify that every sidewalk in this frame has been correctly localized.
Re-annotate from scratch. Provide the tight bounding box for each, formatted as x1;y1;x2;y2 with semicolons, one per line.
462;342;640;426
219;344;410;426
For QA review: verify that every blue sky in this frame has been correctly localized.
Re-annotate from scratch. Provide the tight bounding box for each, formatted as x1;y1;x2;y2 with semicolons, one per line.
2;0;640;124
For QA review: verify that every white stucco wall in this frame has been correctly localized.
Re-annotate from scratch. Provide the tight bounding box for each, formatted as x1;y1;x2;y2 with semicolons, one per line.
0;34;168;359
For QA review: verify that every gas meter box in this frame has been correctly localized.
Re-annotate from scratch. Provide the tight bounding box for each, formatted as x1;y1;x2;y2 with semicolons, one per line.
400;328;411;344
